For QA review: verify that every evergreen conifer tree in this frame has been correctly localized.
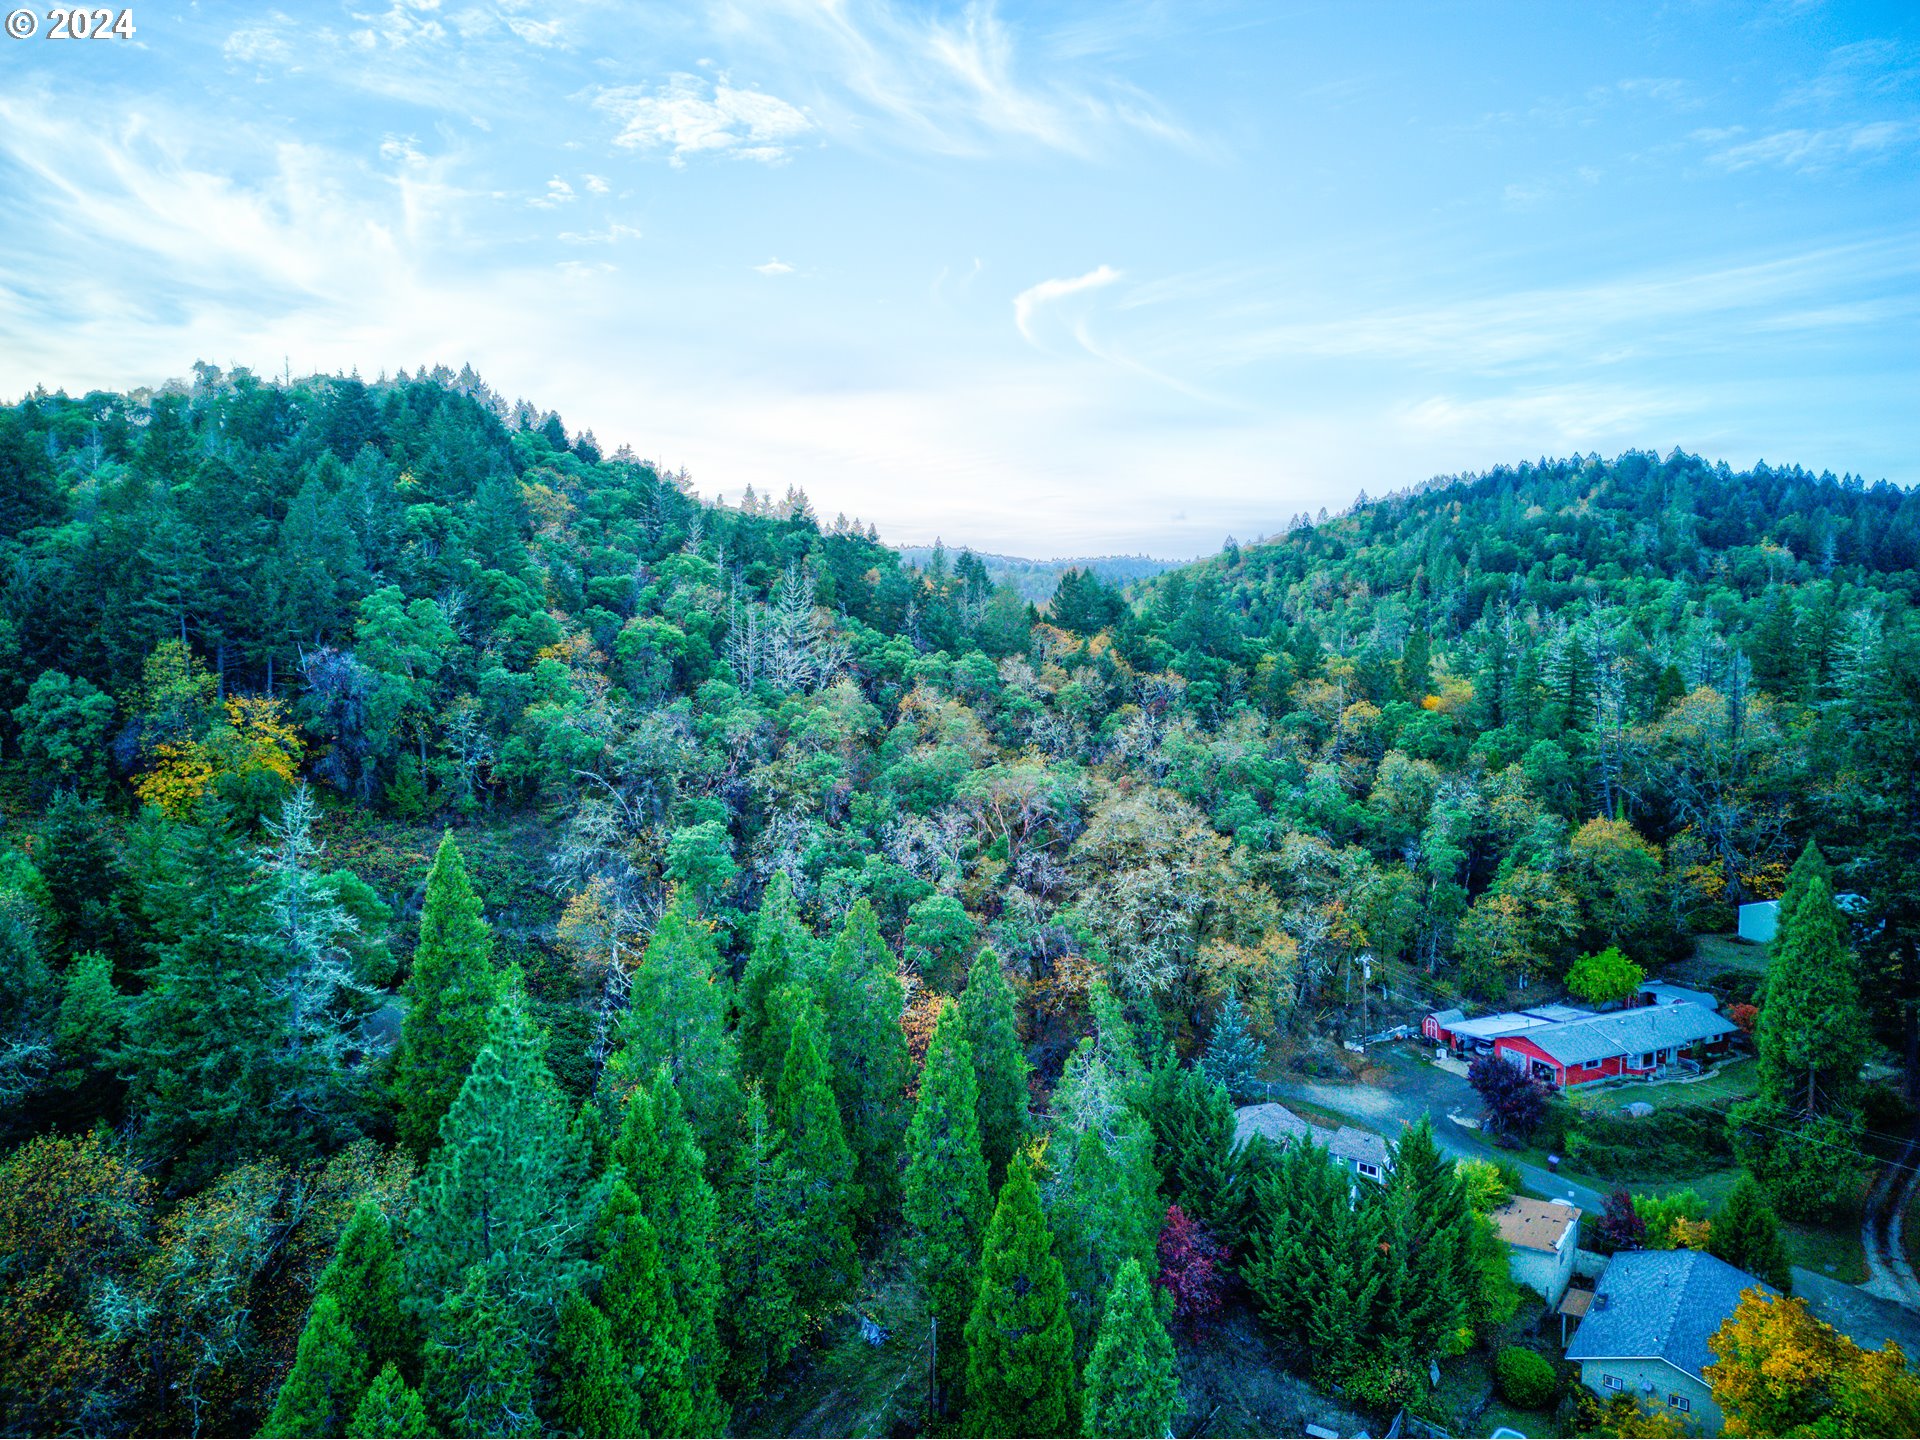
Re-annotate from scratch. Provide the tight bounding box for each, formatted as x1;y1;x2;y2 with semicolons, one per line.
317;1199;414;1384
423;1266;537;1439
1243;1138;1385;1382
1755;865;1867;1115
594;1181;692;1435
613;1070;728;1435
553;1288;637;1438
736;873;812;1084
771;989;859;1314
1200;988;1263;1102
1083;1258;1180;1439
958;946;1030;1189
601;902;739;1163
1736;854;1871;1216
716;1087;810;1399
121;812;295;1180
817;898;911;1223
391;834;500;1158
263;1294;367;1439
1047;1035;1162;1357
406;995;599;1371
347;1364;433;1440
902;1002;991;1403
1710;1175;1794;1292
1142;1055;1243;1247
964;1156;1079;1439
1380;1118;1473;1364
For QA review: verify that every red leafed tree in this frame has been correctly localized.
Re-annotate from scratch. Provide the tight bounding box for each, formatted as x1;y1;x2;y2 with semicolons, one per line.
1155;1204;1226;1333
1727;1002;1759;1038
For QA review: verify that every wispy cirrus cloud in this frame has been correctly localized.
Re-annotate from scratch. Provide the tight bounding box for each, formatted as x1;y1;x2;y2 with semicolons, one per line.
595;74;812;164
707;0;1191;158
1012;264;1121;344
1703;119;1916;172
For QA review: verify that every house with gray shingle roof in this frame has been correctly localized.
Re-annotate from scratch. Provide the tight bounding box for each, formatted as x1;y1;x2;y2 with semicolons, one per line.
1565;1248;1776;1434
1231;1104;1391;1184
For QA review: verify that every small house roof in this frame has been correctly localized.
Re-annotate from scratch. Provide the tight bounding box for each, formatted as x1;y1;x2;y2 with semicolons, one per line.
1559;1287;1595;1318
1232;1102;1314;1151
1329;1124;1390;1170
1450;1011;1561;1042
1522;1002;1737;1068
1492;1195;1582;1253
1640;980;1720;1012
1430;1007;1466;1029
1565;1249;1775;1381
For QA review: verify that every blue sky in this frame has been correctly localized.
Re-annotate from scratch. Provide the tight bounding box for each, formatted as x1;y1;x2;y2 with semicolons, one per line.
1;1;1915;555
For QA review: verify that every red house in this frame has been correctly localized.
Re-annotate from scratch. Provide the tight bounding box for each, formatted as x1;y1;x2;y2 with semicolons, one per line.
1492;1003;1736;1090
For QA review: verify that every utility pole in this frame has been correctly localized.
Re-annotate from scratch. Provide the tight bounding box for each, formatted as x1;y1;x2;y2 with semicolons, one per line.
928;1315;938;1418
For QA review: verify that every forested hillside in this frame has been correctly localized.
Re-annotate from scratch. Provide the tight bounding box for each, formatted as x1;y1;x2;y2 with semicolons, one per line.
2;364;1917;1437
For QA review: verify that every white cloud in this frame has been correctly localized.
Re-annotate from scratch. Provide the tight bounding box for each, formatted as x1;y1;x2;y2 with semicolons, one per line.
583;173;610;194
754;258;796;275
705;0;1190;158
224;20;294;66
559;222;643;245
1706;121;1916;173
1013;264;1121;343
596;74;812;162
528;176;576;207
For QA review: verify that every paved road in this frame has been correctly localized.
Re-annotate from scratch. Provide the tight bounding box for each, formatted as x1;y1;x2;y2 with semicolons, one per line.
1860;1129;1920;1308
1795;1265;1920;1349
1263;1054;1607;1214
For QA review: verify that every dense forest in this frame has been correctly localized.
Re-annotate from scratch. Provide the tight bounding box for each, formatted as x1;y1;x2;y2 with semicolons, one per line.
1;363;1918;1438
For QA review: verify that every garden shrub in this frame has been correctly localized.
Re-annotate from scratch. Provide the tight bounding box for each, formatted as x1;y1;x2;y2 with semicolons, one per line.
1494;1345;1558;1410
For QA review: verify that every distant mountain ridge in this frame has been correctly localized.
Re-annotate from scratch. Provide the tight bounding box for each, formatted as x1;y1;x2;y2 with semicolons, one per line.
894;546;1180;601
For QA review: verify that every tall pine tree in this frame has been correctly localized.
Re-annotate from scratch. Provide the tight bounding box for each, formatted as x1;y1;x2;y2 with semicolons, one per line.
552;1288;636;1438
406;995;599;1377
121;811;295;1181
347;1364;432;1440
716;1087;810;1400
771;988;859;1315
423;1266;537;1439
964;1155;1079;1439
1200;987;1263;1102
1243;1137;1385;1382
262;1294;367;1439
958;945;1030;1190
593;1184;691;1435
1083;1258;1180;1439
1379;1119;1473;1365
736;873;812;1085
816;898;910;1224
601;901;738;1165
612;1070;727;1435
391;834;500;1158
902;1002;991;1404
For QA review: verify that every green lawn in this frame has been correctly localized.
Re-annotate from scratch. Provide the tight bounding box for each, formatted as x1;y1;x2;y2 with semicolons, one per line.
1783;1218;1868;1284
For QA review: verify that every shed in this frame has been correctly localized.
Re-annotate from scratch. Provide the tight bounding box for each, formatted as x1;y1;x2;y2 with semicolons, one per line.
1491;1195;1582;1305
1737;901;1777;943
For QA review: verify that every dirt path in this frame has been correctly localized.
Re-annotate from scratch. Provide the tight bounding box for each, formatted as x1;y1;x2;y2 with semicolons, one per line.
1860;1130;1920;1309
